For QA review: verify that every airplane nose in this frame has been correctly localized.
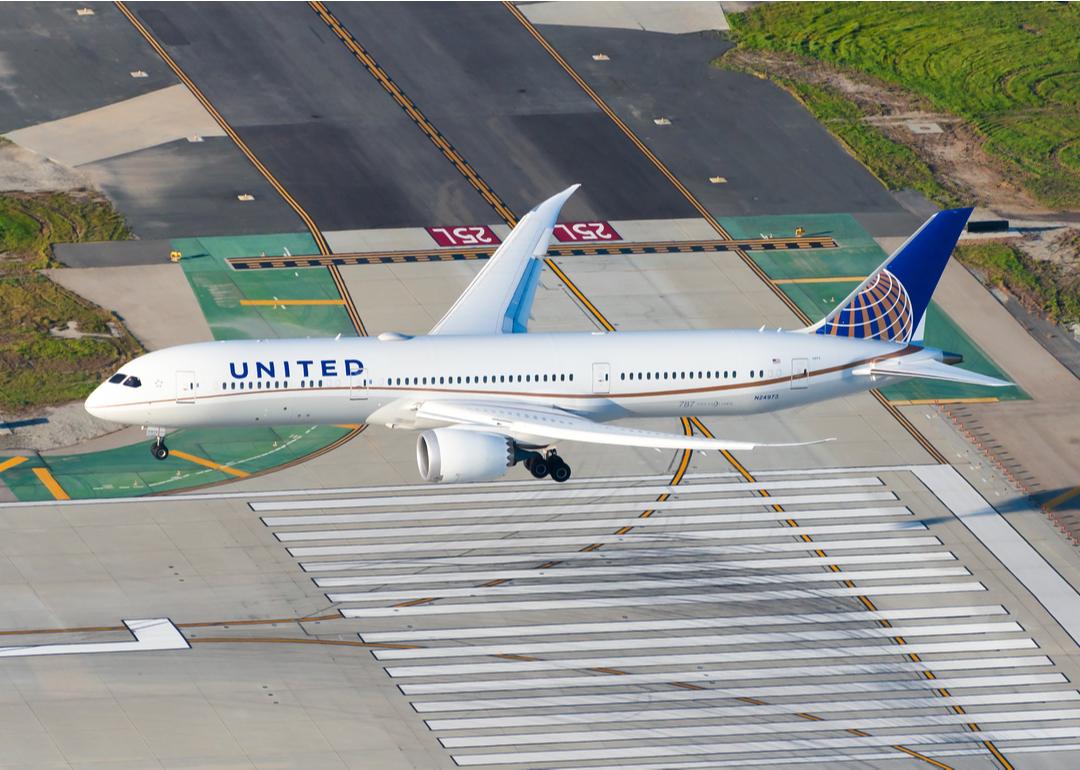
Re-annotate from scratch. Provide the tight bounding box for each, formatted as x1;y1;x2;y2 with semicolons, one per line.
84;384;107;418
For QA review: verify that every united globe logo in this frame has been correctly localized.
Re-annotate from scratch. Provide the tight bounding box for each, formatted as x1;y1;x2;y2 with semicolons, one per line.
819;269;913;343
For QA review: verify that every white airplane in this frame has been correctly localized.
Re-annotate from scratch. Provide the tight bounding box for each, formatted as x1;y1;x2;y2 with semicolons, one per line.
86;186;1009;483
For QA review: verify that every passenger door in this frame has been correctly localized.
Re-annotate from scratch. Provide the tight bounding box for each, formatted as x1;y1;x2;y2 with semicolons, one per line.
349;373;368;400
592;363;611;394
176;370;196;403
790;358;809;390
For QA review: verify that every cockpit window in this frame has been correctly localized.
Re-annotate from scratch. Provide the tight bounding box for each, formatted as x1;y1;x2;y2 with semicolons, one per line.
108;373;126;384
122;376;142;388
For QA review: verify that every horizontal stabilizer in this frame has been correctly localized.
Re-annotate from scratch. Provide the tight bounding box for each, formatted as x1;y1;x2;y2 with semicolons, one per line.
853;359;1012;388
415;400;833;451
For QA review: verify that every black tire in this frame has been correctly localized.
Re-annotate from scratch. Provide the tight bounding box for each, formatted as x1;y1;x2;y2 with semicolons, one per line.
529;458;549;478
151;443;169;460
550;460;571;483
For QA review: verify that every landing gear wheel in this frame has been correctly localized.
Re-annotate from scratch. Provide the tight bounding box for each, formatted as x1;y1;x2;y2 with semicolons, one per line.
528;456;550;479
549;459;571;483
150;438;169;460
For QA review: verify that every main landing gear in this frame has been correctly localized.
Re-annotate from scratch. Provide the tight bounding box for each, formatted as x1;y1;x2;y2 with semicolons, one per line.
150;435;169;460
523;450;571;483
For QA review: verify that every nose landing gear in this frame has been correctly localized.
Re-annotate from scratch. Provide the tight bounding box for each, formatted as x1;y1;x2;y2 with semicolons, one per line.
522;450;572;483
150;435;169;460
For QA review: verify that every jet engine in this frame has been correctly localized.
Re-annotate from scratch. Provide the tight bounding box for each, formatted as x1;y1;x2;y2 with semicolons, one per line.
416;428;515;483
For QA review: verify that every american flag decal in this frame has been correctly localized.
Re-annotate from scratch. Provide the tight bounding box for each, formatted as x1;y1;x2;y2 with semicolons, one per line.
816;269;913;343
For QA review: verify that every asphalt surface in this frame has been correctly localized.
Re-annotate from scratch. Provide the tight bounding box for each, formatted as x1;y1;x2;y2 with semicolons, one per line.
0;2;171;132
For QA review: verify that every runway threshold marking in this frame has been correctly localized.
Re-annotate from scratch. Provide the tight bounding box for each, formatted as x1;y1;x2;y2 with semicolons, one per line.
169;450;250;478
0;456;28;473
502;0;952;468
31;467;69;500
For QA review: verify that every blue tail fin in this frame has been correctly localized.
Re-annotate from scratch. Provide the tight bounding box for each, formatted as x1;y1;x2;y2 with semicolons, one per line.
809;208;972;344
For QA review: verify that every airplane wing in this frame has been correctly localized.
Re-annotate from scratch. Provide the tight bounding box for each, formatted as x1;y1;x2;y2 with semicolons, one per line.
429;185;579;336
414;400;832;451
853;358;1012;388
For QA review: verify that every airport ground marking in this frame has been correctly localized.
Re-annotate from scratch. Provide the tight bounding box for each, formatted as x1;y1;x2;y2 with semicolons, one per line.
169;450;250;478
0;456;28;473
1045;485;1080;512
772;275;865;284
31;467;69;500
238;298;345;306
225;235;839;270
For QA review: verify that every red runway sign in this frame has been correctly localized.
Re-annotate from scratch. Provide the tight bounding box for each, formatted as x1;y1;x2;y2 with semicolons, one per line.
426;225;502;247
553;221;622;242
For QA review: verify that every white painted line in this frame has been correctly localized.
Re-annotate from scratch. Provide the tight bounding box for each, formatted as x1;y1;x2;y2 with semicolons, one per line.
411;673;1069;713
440;707;1080;748
372;622;1022;660
361;604;1007;642
327;566;969;604
258;477;884;519
273;494;900;540
319;550;956;588
0;619;189;658
300;537;946;572
386;638;1036;678
290;521;927;556
915;464;1080;648
558;743;1080;770
341;581;985;617
449;727;1080;764
398;655;1053;694
300;535;941;570
427;689;1080;729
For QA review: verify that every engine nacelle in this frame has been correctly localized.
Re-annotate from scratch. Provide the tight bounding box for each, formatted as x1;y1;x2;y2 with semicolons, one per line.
416;428;515;483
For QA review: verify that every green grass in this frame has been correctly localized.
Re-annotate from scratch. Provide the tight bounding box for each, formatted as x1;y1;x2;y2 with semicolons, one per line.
726;2;1080;209
775;77;958;207
0;192;141;413
955;240;1080;325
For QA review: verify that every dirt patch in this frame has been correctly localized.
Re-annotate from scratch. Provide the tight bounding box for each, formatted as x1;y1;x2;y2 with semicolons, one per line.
0;141;93;193
721;48;1054;217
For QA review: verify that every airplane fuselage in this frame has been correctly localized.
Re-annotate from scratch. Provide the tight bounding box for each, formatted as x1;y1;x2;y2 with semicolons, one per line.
86;329;911;435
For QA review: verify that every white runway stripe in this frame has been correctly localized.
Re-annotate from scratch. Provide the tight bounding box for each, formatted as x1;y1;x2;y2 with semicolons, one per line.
290;521;928;557
398;655;1053;694
360;605;1007;642
448;727;1080;765
341;581;985;617
274;495;900;541
426;690;1080;730
253;477;883;515
410;673;1068;713
371;622;1022;660
326;566;969;604
319;551;957;588
385;638;1036;678
300;538;946;572
440;707;1080;748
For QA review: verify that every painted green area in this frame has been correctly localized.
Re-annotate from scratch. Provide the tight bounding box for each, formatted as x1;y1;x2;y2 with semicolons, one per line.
174;233;357;340
719;213;1027;403
726;2;1080;208
1;233;360;502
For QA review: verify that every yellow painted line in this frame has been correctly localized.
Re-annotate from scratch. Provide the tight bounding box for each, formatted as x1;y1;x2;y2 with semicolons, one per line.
772;276;865;284
889;397;1000;406
1045;485;1080;512
333;424;362;429
31;467;70;500
170;450;250;478
0;456;28;473
239;299;345;306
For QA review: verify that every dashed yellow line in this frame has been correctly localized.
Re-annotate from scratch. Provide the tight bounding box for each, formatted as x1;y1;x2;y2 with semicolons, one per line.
31;467;70;500
239;299;345;306
772;275;865;284
169;450;250;478
0;456;28;473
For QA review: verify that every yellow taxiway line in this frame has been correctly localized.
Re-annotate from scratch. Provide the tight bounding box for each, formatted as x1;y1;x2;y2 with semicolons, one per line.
1044;486;1080;512
169;450;250;478
0;456;28;473
31;467;70;500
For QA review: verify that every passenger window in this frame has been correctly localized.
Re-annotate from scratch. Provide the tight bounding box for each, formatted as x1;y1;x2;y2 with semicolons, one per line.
569;374;574;381
122;376;141;388
109;373;126;384
760;369;765;377
318;379;323;387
